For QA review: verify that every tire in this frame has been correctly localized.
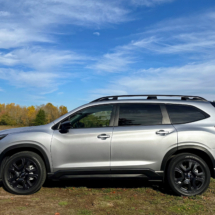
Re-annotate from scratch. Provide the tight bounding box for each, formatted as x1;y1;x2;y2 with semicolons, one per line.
0;156;10;179
2;151;46;195
167;153;210;196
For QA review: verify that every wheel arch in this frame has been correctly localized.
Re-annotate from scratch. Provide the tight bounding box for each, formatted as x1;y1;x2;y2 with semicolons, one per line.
161;146;215;178
0;144;51;179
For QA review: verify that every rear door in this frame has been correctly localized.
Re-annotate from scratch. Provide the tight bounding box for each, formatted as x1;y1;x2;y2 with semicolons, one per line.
110;103;177;172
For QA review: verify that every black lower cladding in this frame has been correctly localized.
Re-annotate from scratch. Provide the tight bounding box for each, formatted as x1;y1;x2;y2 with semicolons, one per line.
7;157;39;190
161;146;215;178
47;168;163;180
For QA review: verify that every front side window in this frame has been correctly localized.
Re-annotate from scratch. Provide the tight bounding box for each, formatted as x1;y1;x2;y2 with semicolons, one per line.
166;104;209;124
118;104;162;126
65;105;113;129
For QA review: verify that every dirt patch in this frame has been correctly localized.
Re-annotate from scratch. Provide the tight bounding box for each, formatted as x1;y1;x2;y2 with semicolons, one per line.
0;179;214;214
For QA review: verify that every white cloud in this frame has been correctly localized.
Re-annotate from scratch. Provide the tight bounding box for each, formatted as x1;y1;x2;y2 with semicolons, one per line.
92;61;215;101
130;12;215;55
88;9;215;104
0;0;130;50
23;94;47;103
0;0;176;49
90;11;215;73
93;32;100;36
0;48;88;70
132;13;215;55
0;68;73;93
88;36;158;73
0;11;10;16
89;51;135;73
57;92;64;95
130;0;174;7
0;29;51;49
0;0;180;103
0;0;179;73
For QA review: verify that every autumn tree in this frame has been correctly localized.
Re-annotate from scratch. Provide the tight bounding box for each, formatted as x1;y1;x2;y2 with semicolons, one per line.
0;114;15;125
34;109;46;125
42;103;59;123
59;105;68;116
0;102;68;126
27;106;36;125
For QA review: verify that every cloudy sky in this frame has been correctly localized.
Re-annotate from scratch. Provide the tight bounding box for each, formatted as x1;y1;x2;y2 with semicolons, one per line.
0;0;214;110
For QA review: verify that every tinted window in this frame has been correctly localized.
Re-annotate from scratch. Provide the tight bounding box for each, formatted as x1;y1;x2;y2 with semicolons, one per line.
118;104;162;126
211;102;215;108
65;105;113;128
166;104;208;124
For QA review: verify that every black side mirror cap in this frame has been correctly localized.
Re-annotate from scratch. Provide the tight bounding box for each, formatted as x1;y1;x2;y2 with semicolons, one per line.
59;121;71;133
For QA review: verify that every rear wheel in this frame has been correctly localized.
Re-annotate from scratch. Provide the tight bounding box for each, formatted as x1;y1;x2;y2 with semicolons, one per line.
167;153;210;196
2;151;46;195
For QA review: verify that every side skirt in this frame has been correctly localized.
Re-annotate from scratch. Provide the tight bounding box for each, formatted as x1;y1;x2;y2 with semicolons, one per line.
47;169;164;181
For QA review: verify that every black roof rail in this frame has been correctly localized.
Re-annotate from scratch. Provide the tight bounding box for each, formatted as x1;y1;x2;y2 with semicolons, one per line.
90;95;207;103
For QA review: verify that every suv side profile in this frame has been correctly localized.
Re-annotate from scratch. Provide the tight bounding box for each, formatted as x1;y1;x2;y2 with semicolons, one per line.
0;95;215;196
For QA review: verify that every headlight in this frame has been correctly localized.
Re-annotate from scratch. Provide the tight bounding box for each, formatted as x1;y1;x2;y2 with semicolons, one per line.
0;134;7;141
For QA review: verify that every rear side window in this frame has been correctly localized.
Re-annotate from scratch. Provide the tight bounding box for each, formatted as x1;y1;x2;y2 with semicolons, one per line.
166;104;209;124
118;104;162;126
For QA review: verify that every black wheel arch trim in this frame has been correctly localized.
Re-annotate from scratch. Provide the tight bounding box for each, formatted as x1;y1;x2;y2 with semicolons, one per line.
161;145;215;177
0;144;51;177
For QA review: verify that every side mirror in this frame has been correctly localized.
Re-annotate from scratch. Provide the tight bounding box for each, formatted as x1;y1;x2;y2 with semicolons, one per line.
59;121;71;133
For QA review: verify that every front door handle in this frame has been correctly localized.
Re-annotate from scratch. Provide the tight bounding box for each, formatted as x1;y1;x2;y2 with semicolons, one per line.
97;134;110;140
156;130;170;135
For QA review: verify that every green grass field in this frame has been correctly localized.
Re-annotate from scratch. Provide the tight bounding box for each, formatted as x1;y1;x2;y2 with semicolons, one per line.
0;126;215;215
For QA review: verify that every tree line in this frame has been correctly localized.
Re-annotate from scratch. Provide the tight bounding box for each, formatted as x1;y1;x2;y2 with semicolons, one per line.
0;103;68;126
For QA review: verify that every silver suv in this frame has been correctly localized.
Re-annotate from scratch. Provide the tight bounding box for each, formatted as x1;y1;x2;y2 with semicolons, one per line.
0;95;215;196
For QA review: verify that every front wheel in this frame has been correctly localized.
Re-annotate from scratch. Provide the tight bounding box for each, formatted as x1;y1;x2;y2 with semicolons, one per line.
2;151;46;195
167;153;210;196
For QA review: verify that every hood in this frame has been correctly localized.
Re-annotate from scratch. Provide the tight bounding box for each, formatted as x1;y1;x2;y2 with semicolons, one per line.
0;125;50;135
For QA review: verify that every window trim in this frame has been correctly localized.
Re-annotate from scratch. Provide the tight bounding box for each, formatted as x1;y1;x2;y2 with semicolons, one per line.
165;104;210;125
113;103;171;127
160;104;171;124
52;104;116;130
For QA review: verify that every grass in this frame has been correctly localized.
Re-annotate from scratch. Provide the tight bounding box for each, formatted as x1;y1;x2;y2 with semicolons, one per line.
1;125;215;215
58;201;68;206
17;207;27;211
78;210;93;215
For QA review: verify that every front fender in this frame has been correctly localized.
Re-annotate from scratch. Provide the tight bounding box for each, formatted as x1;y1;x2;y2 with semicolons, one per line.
0;130;53;173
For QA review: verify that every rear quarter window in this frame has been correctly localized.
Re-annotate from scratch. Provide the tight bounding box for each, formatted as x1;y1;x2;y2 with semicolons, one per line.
166;104;210;124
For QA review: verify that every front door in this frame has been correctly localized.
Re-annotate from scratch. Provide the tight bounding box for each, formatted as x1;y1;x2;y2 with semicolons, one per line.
51;104;115;173
111;103;177;172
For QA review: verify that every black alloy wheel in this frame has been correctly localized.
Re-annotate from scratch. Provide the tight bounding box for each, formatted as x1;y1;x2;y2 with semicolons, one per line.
167;153;210;196
2;151;46;195
8;157;39;190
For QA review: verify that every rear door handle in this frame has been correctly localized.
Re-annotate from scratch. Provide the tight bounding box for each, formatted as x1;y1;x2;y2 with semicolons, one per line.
97;134;110;140
156;130;170;135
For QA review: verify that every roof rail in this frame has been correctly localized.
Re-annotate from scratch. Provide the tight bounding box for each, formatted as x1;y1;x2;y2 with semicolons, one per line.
90;95;207;103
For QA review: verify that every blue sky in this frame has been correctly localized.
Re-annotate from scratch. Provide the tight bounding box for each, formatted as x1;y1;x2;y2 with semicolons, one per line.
0;0;215;110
